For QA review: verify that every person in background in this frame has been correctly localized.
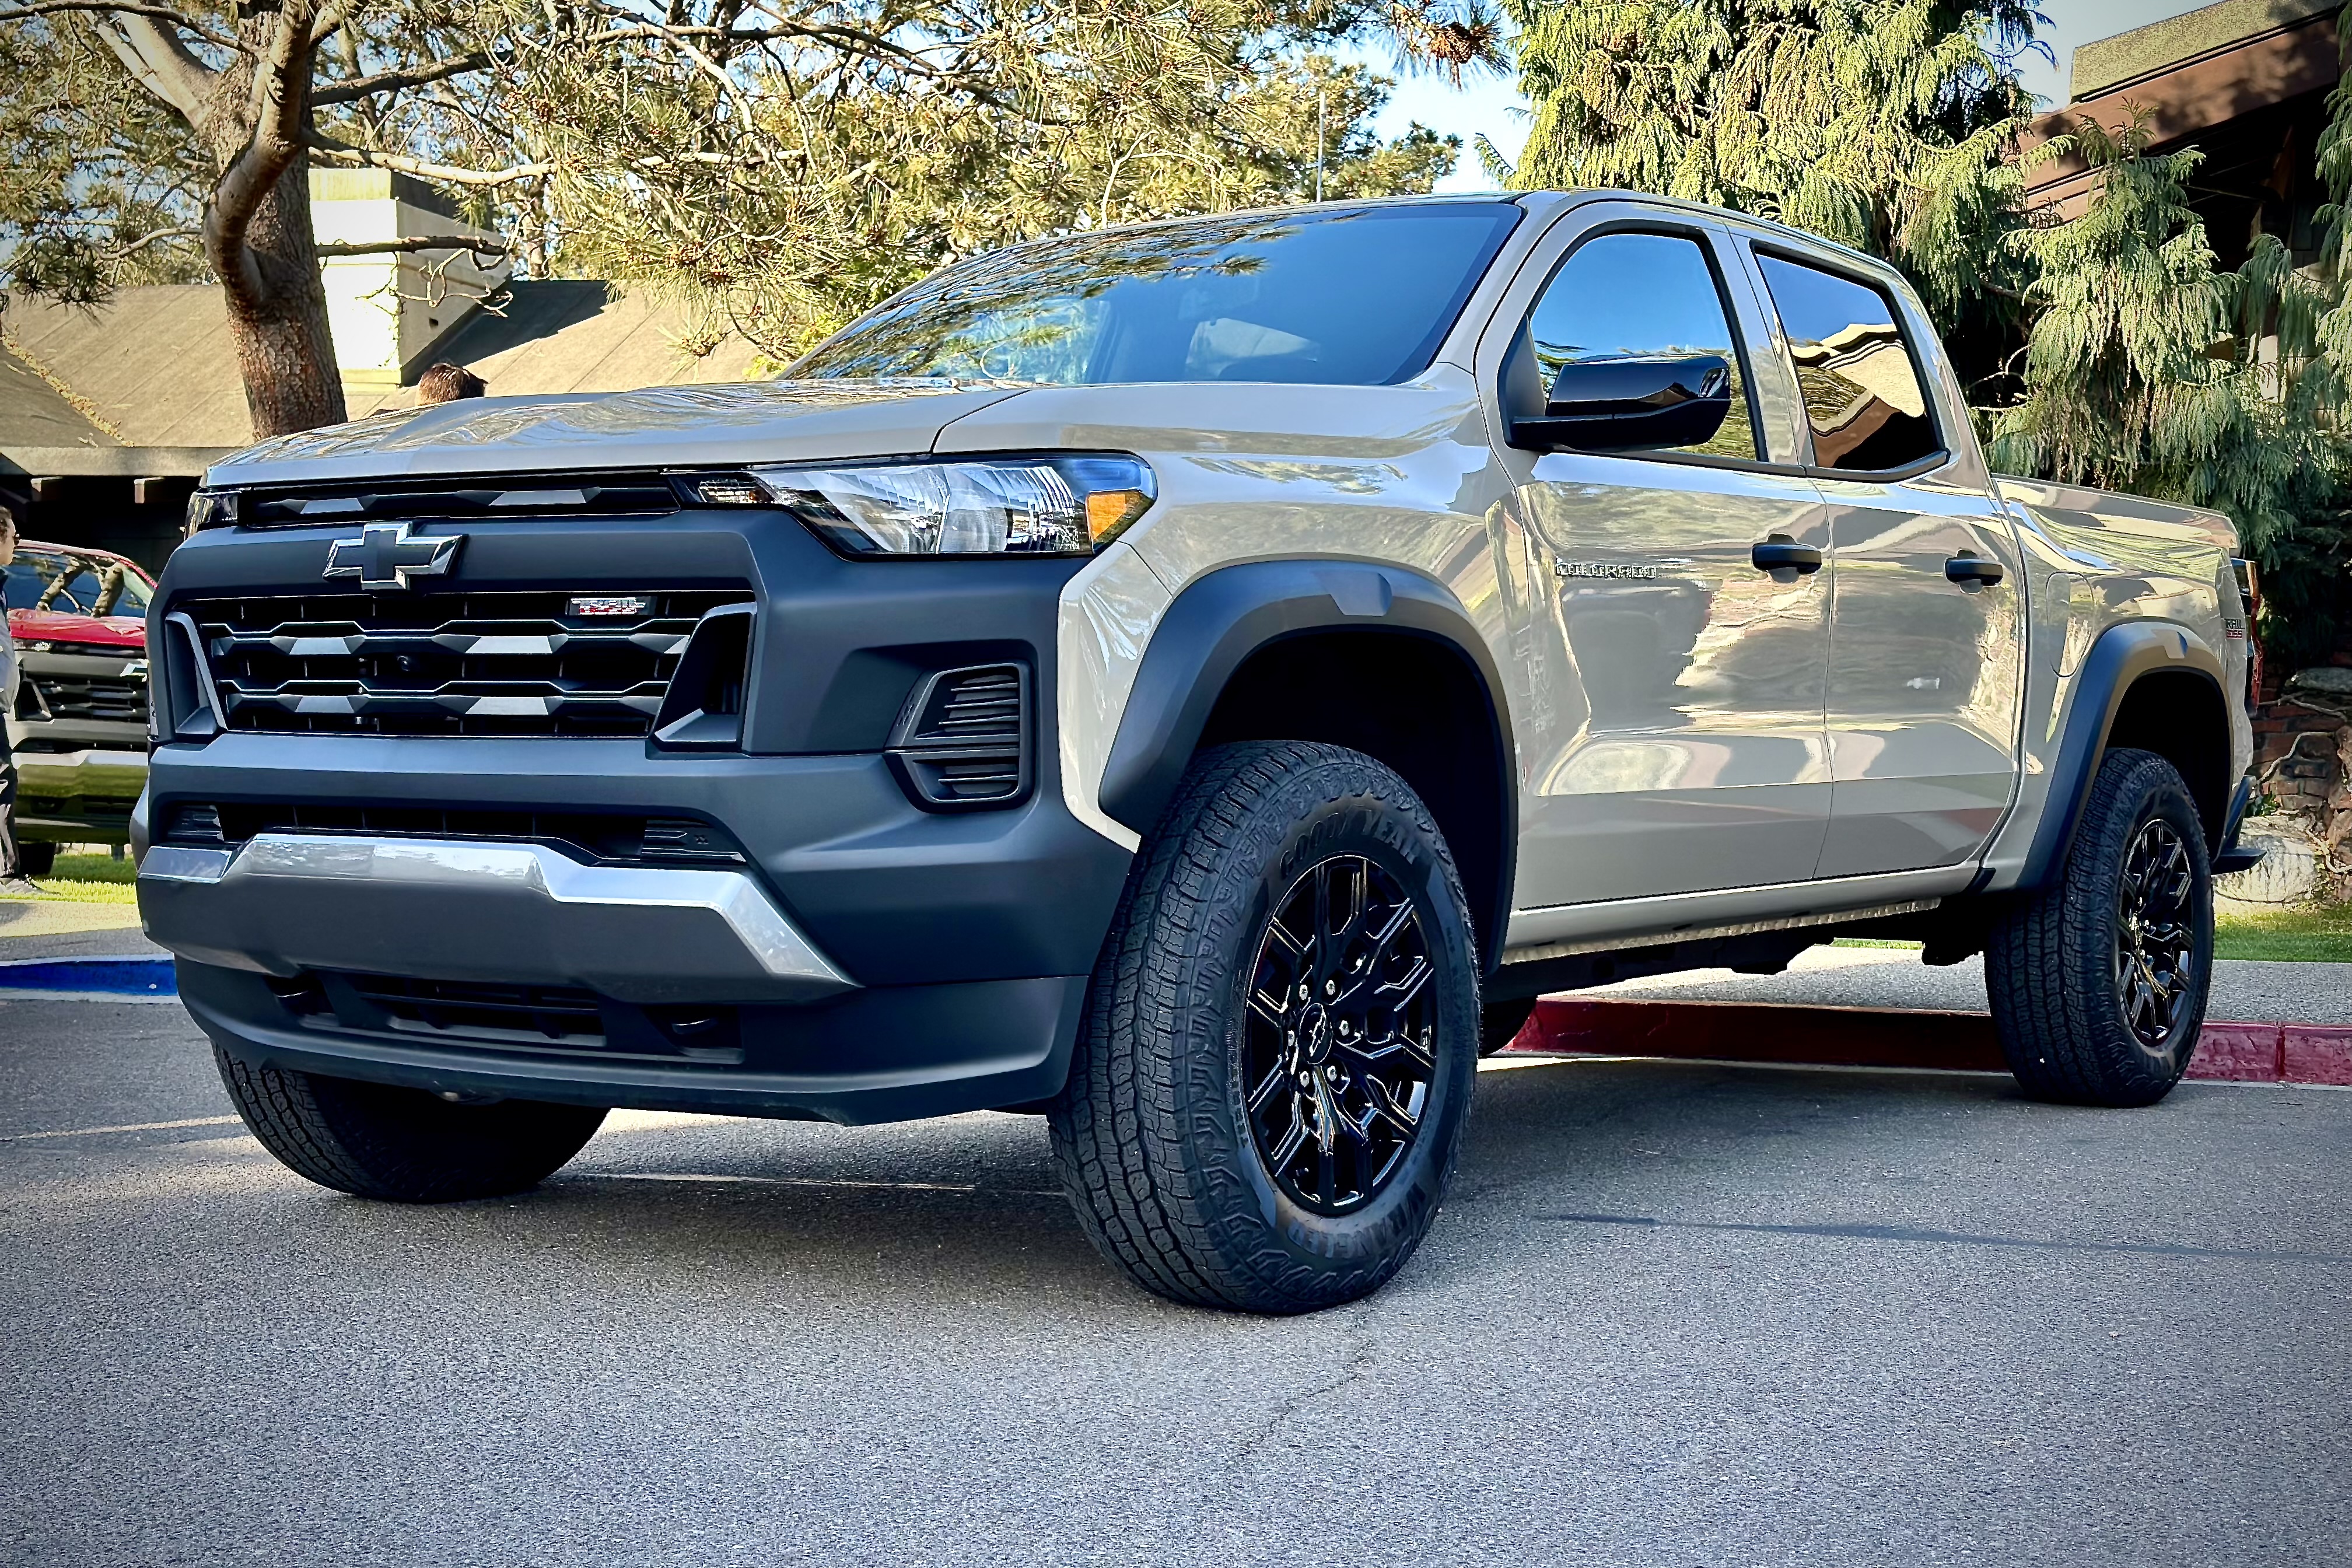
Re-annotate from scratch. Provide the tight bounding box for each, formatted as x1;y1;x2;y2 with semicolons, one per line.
0;496;30;893
416;362;487;404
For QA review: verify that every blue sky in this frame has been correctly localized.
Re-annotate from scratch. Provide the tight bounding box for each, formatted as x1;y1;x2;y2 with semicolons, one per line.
1342;1;2222;194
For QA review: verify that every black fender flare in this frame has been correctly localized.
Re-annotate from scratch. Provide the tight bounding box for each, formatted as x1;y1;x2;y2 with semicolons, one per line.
2015;620;2231;890
1098;558;1517;968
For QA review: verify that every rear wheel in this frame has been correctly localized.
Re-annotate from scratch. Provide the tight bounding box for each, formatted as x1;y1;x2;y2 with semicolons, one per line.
1049;741;1480;1314
216;1048;607;1201
1987;747;2213;1107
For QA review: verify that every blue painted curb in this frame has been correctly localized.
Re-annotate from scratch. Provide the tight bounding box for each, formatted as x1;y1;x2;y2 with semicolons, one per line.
0;957;177;996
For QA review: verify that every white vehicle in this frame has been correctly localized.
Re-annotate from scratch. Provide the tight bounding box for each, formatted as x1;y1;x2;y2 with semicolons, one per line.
144;193;2257;1312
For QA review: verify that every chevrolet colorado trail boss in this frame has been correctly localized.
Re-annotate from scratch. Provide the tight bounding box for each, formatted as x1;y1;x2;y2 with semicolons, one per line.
140;194;2259;1313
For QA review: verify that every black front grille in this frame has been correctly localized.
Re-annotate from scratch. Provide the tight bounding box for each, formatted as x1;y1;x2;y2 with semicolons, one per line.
163;801;745;864
232;473;682;529
24;671;148;724
886;663;1030;809
183;588;752;738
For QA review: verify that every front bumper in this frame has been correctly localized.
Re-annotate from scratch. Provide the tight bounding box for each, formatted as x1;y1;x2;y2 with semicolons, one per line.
142;835;853;1003
9;746;148;842
138;727;1130;1124
175;960;1088;1125
139;502;1135;1123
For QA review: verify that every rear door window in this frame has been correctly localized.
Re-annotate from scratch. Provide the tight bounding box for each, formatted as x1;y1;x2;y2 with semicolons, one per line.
1755;255;1941;473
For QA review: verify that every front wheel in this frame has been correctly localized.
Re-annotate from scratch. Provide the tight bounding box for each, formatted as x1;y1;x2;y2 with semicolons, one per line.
1049;741;1480;1314
1987;747;2214;1107
216;1048;608;1201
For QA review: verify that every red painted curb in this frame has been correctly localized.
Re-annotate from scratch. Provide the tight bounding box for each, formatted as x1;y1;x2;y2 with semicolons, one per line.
1510;1000;2352;1086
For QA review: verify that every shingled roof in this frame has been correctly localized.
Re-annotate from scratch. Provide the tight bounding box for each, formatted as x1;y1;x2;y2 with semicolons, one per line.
0;279;765;474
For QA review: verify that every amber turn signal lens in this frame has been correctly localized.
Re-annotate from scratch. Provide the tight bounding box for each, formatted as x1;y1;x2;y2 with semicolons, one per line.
1084;487;1152;546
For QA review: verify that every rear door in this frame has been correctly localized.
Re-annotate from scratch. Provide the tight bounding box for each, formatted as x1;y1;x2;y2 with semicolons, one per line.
1483;207;1835;907
1739;247;2025;877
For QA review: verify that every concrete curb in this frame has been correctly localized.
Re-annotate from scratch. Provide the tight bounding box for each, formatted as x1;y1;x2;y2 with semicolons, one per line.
1513;999;2352;1087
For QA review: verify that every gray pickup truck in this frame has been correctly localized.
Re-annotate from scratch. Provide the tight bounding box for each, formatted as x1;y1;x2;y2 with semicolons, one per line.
141;192;2258;1313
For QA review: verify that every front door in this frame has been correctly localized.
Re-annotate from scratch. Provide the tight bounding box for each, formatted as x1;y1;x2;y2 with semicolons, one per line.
1745;250;2025;877
1494;219;1834;908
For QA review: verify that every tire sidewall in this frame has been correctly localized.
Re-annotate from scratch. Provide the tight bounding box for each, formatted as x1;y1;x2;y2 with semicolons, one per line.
1180;757;1479;1302
2070;755;2214;1086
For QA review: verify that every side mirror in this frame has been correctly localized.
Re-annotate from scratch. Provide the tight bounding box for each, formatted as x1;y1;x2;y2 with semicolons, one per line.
1508;355;1733;454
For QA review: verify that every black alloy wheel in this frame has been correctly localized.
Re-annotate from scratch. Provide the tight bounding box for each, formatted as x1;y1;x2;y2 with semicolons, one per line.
1049;740;1480;1313
1987;746;2213;1107
1242;854;1437;1216
2115;817;2199;1054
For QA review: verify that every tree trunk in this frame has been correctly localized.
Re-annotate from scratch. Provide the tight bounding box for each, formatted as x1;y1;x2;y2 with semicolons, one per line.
219;150;347;438
203;2;347;440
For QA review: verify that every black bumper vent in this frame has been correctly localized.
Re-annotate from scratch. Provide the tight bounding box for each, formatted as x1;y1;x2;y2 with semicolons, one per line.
162;802;747;866
276;972;744;1063
179;589;752;738
887;663;1030;810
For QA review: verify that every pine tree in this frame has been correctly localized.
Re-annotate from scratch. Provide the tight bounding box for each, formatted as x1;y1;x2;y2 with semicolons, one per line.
1500;0;2046;378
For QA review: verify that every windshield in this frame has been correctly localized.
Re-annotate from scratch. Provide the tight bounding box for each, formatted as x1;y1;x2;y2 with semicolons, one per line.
2;549;152;617
790;203;1521;387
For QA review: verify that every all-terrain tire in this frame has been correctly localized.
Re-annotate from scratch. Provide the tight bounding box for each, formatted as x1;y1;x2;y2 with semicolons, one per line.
216;1047;608;1201
1048;741;1481;1314
1987;747;2214;1107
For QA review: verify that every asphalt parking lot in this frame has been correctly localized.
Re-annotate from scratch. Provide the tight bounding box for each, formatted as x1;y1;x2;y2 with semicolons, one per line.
4;994;2348;1567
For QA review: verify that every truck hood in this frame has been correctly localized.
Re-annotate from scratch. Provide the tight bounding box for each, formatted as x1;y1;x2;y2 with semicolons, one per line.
7;608;146;650
204;379;1032;490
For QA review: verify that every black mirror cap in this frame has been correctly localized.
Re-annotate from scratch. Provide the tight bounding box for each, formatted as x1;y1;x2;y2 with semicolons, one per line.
1507;354;1733;454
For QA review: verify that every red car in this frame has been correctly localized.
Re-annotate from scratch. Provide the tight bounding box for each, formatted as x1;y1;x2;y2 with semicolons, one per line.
4;540;155;875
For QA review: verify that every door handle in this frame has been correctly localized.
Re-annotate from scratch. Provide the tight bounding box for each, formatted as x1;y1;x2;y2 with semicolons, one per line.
1944;555;2006;588
1751;536;1824;578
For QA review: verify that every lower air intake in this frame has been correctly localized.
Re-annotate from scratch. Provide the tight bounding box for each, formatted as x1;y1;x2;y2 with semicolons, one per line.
886;663;1030;810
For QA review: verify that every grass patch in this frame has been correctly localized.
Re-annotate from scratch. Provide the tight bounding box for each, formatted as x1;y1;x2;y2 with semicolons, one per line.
0;849;141;905
1835;909;2352;963
2214;902;2352;963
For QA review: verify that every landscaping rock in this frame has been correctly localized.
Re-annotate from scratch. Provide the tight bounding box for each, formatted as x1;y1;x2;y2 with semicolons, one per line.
2216;816;2326;908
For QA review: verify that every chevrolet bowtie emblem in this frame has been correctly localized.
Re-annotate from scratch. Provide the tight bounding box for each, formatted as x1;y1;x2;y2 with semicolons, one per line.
324;523;463;590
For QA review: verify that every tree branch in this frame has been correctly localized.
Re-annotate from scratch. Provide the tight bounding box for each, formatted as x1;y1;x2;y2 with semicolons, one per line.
113;222;204;256
306;132;552;187
91;12;227;131
206;0;319;309
0;0;236;47
314;234;513;257
311;50;491;106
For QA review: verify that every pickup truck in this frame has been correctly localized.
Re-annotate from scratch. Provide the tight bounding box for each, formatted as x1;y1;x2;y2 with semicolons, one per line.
5;540;155;874
140;192;2258;1314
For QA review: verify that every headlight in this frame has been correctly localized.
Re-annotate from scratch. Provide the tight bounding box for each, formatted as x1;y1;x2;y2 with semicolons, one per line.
185;489;239;536
687;455;1154;556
